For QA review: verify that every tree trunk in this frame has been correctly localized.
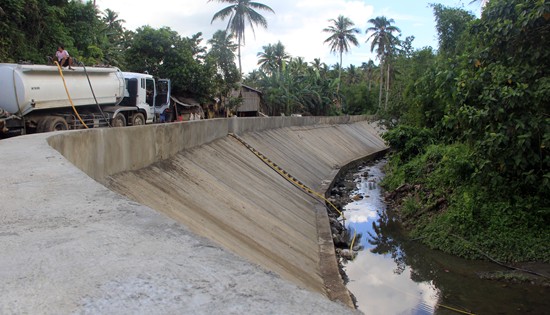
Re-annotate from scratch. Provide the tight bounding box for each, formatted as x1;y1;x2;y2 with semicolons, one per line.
237;41;242;80
385;62;390;110
337;51;342;95
367;69;372;92
378;58;384;110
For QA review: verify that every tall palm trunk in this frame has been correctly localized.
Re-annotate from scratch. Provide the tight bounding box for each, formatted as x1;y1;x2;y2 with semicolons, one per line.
337;51;343;94
385;62;390;110
367;69;372;92
378;58;384;110
237;36;242;79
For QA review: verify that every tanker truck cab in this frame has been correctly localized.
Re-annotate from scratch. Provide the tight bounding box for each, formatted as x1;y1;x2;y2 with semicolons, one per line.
120;72;171;124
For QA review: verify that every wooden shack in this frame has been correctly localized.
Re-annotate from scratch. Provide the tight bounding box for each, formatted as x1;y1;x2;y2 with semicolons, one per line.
229;85;266;117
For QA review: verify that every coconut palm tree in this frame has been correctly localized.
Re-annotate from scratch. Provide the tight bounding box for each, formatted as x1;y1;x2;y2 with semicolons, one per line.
208;30;239;85
102;9;126;34
323;15;360;93
360;60;376;92
257;41;290;75
209;0;275;78
102;9;126;50
289;56;308;76
208;30;238;70
366;16;400;110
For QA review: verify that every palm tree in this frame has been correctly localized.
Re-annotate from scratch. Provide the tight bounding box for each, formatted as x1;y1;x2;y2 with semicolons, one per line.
346;64;360;84
209;0;275;78
101;9;127;65
208;30;238;71
103;9;125;31
208;30;239;91
289;57;307;76
257;41;290;75
323;15;360;93
310;58;322;71
360;60;376;92
366;16;400;110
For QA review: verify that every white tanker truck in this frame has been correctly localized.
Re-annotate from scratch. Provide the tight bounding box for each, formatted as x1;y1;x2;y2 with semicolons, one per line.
0;63;172;137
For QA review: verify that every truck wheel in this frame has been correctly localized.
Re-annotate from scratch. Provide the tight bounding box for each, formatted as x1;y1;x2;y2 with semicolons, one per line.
38;116;68;133
131;113;145;126
112;113;126;127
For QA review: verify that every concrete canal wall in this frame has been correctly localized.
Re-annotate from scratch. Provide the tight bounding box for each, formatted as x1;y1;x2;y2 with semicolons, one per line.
1;116;386;313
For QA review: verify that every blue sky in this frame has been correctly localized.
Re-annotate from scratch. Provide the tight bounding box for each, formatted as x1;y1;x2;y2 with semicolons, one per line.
95;0;483;73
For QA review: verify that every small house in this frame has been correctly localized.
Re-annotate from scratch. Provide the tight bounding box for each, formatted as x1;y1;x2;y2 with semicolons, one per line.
229;85;266;117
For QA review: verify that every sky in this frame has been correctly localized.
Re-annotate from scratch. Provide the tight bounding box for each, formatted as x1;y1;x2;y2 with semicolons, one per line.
95;0;483;74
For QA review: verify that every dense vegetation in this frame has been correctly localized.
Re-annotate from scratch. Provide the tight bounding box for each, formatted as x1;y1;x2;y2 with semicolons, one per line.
1;0;547;261
382;0;549;262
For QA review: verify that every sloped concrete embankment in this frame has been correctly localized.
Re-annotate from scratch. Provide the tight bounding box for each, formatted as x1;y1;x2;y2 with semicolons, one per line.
47;116;387;306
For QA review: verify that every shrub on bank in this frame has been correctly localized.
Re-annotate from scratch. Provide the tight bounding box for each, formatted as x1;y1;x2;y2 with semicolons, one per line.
382;138;550;263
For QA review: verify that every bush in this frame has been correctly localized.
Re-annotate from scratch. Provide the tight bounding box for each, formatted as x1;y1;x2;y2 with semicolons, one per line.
383;142;550;262
382;125;435;163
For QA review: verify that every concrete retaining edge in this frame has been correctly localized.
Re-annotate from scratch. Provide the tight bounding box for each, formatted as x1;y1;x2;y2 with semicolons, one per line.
47;115;375;183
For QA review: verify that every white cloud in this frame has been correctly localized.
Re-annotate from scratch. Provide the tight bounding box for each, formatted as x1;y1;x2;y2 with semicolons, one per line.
96;0;379;73
347;212;377;223
95;0;476;73
346;253;439;314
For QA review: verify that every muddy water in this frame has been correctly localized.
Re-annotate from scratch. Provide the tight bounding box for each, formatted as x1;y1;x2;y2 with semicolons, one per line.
342;159;549;315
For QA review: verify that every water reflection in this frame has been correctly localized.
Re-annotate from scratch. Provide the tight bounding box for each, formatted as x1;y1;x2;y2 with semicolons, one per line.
344;159;439;314
342;159;550;315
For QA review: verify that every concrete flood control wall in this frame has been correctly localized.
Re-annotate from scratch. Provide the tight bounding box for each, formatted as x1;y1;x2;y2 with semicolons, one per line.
47;116;387;305
1;115;385;313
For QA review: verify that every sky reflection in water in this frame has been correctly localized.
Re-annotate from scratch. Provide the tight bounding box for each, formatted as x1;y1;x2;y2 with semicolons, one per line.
343;160;439;315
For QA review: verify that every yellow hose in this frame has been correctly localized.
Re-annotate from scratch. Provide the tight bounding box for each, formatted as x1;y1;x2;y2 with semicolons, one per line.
436;303;476;315
54;61;88;129
229;133;345;220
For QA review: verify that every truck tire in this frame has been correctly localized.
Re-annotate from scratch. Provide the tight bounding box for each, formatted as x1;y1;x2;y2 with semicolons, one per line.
112;113;126;127
131;113;145;126
38;116;68;133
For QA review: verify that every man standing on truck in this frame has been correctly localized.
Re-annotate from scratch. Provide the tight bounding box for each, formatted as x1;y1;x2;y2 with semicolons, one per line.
55;46;74;70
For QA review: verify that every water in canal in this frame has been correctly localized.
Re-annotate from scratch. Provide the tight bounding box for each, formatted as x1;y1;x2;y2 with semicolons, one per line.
341;159;549;315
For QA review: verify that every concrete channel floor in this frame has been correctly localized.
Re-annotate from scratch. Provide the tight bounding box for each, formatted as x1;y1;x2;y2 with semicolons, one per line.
0;133;359;314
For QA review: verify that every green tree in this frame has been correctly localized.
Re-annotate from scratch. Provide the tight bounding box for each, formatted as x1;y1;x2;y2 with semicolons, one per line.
431;4;475;57
208;30;239;80
256;41;290;75
444;0;549;199
63;0;102;58
323;15;360;94
360;60;377;92
99;8;127;66
382;0;550;262
207;30;240;109
366;16;401;110
125;26;215;100
0;0;76;63
102;8;125;34
209;0;275;77
253;49;340;116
